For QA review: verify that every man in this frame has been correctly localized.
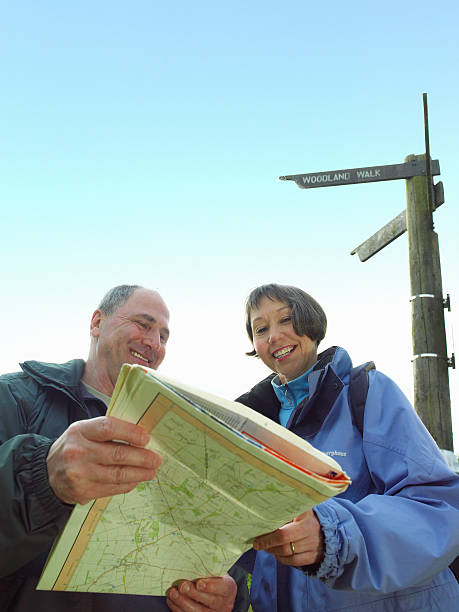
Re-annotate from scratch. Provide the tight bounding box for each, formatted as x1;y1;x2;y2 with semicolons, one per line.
0;285;244;612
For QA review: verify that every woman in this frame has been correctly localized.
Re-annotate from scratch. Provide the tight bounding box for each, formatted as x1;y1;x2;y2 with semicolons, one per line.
237;283;459;611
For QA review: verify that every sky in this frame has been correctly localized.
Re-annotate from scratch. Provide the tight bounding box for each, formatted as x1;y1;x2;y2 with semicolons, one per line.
1;1;458;450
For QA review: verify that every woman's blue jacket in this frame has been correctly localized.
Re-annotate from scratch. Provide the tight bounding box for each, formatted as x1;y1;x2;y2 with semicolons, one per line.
237;346;459;611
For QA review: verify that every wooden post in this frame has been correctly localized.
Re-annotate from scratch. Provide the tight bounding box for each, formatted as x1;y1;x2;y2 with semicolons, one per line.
405;153;453;449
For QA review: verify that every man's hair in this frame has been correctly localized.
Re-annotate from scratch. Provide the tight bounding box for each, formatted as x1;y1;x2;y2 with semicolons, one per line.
98;285;142;316
245;283;327;356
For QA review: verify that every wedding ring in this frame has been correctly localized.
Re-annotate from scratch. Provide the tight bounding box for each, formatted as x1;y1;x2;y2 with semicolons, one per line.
290;541;295;555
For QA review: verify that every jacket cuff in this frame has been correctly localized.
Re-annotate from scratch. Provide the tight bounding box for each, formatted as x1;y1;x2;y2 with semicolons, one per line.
302;502;341;581
30;439;74;520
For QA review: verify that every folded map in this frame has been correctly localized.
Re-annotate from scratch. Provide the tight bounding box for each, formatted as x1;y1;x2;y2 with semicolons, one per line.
37;364;350;596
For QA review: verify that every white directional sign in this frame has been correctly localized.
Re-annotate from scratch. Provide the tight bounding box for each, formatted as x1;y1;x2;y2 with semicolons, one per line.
279;159;440;189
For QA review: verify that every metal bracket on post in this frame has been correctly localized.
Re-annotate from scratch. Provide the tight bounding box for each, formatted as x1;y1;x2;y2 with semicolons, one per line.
409;293;435;302
411;353;455;369
442;294;451;311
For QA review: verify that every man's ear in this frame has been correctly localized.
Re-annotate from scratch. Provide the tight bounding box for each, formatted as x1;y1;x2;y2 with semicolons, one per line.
90;309;104;338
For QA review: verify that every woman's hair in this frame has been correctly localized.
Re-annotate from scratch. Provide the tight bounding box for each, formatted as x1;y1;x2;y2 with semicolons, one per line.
245;283;327;356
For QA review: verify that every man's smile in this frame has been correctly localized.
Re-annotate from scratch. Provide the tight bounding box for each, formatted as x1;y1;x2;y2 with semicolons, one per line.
130;349;151;364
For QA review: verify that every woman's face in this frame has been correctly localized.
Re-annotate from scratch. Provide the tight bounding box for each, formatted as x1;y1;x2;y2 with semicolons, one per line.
250;296;318;384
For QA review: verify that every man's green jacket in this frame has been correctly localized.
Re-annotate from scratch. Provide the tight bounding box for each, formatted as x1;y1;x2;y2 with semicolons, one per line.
0;359;248;612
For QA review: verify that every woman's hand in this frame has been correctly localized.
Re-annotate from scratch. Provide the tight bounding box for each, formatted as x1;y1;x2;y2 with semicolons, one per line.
253;510;324;567
166;574;237;612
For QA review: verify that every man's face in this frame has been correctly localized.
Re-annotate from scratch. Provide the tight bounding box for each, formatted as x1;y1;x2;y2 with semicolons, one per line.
89;288;170;395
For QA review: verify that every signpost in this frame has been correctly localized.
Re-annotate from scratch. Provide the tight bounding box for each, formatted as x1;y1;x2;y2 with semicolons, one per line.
279;94;454;451
279;159;440;190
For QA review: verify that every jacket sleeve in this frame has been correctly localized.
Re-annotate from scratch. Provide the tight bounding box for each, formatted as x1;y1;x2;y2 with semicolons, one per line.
0;378;73;577
312;370;459;592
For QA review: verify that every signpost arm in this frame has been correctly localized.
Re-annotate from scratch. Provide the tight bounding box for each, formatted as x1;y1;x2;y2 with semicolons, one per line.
405;153;453;450
350;211;406;262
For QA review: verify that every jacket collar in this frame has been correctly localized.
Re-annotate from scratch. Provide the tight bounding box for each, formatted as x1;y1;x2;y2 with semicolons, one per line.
20;359;85;393
244;346;353;435
288;346;352;435
308;346;352;396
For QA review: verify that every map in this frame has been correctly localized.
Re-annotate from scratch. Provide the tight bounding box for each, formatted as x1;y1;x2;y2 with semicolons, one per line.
37;366;349;596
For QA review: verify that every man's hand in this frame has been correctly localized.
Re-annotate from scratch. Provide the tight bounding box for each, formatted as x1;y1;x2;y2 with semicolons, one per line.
47;416;161;504
166;574;237;612
253;510;324;567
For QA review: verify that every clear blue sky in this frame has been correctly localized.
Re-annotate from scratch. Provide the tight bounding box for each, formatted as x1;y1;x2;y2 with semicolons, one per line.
1;1;458;448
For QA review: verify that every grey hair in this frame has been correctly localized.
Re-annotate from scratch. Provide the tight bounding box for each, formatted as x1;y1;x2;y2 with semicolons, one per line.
98;285;142;316
245;283;327;357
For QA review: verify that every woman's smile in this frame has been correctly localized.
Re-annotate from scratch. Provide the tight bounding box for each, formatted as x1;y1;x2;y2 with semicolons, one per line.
272;345;297;361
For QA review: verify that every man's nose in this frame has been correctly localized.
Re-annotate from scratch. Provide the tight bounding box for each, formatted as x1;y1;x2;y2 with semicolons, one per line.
142;329;161;350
